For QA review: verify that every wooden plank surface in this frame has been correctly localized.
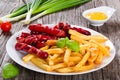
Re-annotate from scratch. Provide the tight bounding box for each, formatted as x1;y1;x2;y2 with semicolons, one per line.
0;0;120;80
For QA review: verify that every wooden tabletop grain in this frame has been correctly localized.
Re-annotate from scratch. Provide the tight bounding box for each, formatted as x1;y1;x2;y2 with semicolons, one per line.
0;0;120;80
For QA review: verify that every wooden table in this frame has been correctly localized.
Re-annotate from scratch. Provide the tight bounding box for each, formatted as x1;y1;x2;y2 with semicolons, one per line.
0;0;120;80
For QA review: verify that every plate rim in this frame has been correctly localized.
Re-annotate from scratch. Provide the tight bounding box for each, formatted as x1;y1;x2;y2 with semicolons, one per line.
6;24;116;75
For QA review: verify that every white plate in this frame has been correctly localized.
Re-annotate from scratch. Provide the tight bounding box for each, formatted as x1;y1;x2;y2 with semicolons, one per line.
6;24;116;75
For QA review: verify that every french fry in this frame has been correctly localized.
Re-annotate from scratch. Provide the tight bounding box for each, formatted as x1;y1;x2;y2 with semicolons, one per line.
78;63;95;71
53;57;63;64
56;67;73;73
48;59;54;66
71;52;82;57
67;61;76;67
69;56;82;62
89;35;107;43
46;55;54;66
69;29;85;37
51;63;66;70
44;48;64;54
32;57;47;64
50;54;60;60
90;40;110;56
80;44;90;49
80;44;91;55
69;29;91;42
74;52;90;71
70;35;87;44
46;40;57;46
69;29;107;43
64;48;71;63
95;51;103;64
88;48;99;64
50;46;57;49
22;54;35;63
31;57;52;71
40;45;49;50
105;46;110;51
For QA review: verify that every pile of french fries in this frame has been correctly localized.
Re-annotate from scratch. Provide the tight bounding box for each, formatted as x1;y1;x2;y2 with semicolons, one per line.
22;29;110;73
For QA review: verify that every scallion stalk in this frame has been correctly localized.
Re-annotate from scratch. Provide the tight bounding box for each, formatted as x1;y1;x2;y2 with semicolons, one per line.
22;0;43;24
29;0;91;23
32;0;66;14
0;0;52;22
0;0;91;23
0;3;30;22
11;3;31;17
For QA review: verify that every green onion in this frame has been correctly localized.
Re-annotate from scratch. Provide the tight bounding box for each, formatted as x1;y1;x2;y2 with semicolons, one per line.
11;3;31;17
29;0;91;23
0;0;91;23
0;3;30;22
32;0;66;14
22;0;43;24
0;0;51;22
4;13;27;22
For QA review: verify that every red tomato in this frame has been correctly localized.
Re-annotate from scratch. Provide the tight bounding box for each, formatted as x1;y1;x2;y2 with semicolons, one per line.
0;22;12;32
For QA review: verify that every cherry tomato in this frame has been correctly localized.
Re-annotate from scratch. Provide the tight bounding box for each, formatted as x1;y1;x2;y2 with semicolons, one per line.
0;22;12;32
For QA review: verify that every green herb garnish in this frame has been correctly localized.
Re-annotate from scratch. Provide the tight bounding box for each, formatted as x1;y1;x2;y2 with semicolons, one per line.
57;37;80;52
57;37;69;48
66;40;80;52
2;63;19;79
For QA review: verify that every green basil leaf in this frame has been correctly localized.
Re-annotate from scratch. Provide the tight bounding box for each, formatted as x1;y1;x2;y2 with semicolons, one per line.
57;37;69;48
2;63;19;79
66;40;80;52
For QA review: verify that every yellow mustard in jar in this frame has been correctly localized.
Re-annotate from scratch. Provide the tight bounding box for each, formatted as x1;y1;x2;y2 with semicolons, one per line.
86;12;108;20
